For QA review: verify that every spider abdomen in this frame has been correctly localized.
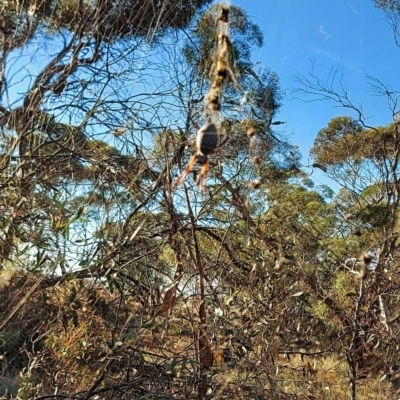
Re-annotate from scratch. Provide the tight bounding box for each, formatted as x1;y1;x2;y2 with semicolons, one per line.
198;123;218;155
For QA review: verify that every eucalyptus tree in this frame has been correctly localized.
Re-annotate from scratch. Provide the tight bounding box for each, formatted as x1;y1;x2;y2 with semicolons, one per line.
295;30;400;394
0;2;304;399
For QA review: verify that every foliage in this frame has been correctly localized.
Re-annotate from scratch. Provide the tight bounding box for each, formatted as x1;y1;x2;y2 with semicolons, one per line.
0;0;213;52
1;1;400;400
183;5;263;77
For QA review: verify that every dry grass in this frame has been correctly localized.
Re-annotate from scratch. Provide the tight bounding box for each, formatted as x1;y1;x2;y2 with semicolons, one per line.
1;273;399;399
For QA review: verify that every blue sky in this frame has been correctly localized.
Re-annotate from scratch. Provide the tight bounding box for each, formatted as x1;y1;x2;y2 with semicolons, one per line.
232;0;400;176
6;0;399;184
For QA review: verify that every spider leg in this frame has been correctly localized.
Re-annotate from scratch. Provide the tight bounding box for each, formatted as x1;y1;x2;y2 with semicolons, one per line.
199;159;210;195
173;155;198;189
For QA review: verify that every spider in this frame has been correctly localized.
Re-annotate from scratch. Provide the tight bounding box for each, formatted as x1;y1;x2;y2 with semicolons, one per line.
173;122;219;194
